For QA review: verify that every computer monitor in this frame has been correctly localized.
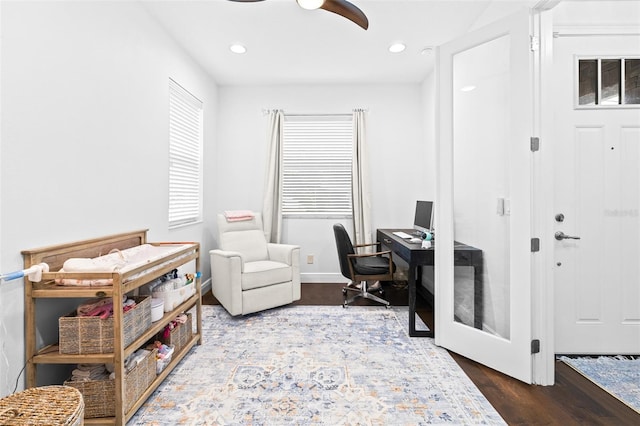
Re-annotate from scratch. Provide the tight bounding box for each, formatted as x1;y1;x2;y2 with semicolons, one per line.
413;200;434;234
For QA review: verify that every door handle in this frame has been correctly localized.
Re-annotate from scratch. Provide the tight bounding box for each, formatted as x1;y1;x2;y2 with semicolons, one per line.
555;231;581;241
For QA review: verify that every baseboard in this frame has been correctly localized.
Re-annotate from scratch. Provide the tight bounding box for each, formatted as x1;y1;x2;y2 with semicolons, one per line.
201;277;212;294
301;272;349;284
201;275;344;292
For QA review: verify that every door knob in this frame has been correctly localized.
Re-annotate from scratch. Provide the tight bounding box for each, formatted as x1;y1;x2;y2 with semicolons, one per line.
555;231;581;241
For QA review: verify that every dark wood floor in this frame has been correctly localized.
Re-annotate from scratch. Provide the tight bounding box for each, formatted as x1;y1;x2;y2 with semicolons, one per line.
203;282;640;425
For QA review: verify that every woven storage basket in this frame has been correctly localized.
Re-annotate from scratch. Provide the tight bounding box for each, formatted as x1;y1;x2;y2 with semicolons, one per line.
59;296;151;354
64;348;156;419
0;385;84;425
65;377;115;419
159;312;192;355
123;348;156;413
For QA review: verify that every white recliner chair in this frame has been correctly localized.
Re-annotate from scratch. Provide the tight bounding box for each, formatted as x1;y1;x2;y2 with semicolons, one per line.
209;212;301;316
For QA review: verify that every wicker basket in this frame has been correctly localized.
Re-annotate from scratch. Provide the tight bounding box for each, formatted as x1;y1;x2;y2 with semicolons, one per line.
159;312;192;355
0;385;84;425
65;377;115;419
64;348;156;418
59;296;151;354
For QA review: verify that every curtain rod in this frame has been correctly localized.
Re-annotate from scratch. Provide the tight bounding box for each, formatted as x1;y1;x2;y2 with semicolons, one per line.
286;113;353;117
262;109;368;116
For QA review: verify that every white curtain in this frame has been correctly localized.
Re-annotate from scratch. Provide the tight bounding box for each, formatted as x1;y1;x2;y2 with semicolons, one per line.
262;109;284;243
352;109;372;249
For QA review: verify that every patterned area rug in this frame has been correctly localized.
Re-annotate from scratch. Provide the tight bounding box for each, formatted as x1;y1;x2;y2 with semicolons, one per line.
129;305;505;425
560;356;640;414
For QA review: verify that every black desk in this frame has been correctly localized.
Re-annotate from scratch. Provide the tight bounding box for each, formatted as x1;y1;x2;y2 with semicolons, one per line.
377;229;484;337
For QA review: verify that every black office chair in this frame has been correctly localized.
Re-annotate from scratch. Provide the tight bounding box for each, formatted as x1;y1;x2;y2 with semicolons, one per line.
333;223;395;308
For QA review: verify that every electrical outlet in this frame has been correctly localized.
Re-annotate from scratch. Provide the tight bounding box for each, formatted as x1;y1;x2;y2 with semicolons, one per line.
307;255;314;264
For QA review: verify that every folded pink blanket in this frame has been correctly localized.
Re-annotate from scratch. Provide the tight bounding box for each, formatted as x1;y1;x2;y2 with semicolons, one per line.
224;210;255;222
77;297;113;317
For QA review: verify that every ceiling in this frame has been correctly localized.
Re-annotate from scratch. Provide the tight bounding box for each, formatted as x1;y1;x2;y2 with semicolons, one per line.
141;0;540;86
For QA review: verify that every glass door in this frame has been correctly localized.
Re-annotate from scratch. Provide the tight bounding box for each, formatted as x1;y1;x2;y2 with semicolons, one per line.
435;9;533;383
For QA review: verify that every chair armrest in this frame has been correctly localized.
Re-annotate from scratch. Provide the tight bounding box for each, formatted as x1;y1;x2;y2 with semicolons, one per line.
353;242;380;248
267;243;300;265
209;249;244;316
209;249;244;265
353;242;383;255
348;250;392;258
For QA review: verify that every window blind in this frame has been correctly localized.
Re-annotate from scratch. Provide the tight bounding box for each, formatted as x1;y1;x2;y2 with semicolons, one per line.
168;79;203;228
282;115;353;216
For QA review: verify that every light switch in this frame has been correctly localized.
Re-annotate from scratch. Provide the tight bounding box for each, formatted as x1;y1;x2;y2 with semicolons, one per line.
496;197;505;216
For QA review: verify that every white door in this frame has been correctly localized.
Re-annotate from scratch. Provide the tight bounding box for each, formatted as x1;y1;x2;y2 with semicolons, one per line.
553;34;640;355
436;9;534;383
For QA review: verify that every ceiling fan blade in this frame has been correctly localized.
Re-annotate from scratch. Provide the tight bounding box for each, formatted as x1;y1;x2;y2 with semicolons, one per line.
320;0;369;30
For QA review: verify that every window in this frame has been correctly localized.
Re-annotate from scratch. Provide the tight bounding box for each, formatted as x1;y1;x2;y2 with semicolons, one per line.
282;115;353;216
577;57;640;107
168;78;203;228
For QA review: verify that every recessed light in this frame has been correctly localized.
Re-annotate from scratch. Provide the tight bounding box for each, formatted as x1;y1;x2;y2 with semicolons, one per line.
461;85;476;92
388;43;406;53
297;0;324;10
229;44;247;54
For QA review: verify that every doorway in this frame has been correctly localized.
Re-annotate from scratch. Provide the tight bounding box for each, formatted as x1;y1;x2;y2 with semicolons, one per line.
552;33;640;355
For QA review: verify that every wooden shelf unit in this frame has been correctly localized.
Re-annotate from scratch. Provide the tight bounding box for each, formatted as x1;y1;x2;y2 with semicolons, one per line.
22;229;203;425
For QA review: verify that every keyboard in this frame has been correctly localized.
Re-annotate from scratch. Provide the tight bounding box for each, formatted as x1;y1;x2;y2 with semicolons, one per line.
392;231;413;239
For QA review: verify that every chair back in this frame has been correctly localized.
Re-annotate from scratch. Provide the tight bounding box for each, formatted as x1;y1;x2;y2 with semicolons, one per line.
217;213;269;262
333;223;355;280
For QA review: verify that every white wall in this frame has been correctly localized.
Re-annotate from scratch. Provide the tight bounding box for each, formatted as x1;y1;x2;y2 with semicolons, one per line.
416;70;438;291
0;1;218;395
215;84;433;281
553;0;640;27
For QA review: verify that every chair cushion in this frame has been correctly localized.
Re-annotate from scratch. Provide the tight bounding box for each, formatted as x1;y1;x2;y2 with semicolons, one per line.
353;256;394;275
221;229;269;262
242;260;292;291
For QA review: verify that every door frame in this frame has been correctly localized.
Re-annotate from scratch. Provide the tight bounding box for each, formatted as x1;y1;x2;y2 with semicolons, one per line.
534;4;640;383
533;6;556;386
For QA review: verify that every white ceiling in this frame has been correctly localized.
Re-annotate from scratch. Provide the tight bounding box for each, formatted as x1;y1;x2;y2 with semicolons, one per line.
142;0;541;86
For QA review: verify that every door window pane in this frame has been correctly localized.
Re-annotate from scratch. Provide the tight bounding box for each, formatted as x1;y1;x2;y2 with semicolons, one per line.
601;59;621;105
578;60;598;106
625;59;640;104
453;35;511;339
577;58;639;107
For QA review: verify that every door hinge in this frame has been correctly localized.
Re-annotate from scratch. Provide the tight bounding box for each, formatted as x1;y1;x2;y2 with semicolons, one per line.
530;137;540;152
530;36;539;52
531;339;541;354
531;238;540;252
